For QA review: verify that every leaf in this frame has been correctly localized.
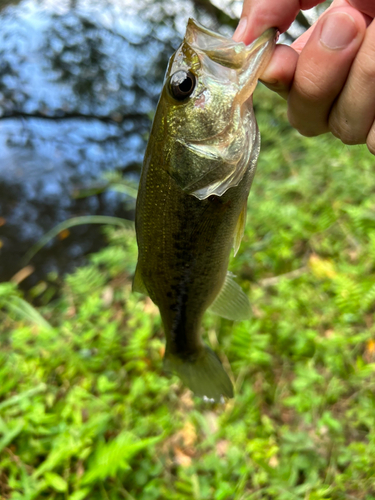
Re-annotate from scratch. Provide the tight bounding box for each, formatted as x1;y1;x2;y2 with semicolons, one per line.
23;215;134;263
0;419;24;453
180;422;196;448
308;254;337;279
33;432;83;479
5;296;52;330
65;266;106;296
82;432;162;484
0;281;19;299
69;489;91;500
174;446;192;467
0;383;47;411
44;472;68;492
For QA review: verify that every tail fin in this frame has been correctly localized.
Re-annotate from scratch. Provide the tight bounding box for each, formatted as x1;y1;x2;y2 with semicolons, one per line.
163;345;234;402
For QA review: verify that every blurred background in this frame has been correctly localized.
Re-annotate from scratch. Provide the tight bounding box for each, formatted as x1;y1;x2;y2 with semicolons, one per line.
0;0;324;290
2;1;375;500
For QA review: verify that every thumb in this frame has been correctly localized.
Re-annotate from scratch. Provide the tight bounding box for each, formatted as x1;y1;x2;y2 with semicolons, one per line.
233;0;325;44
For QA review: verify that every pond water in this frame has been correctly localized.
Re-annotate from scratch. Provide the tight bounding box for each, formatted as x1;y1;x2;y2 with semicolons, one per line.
0;0;307;291
0;0;195;288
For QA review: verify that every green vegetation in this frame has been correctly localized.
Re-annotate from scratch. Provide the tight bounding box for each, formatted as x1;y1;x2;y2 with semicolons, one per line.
2;86;375;499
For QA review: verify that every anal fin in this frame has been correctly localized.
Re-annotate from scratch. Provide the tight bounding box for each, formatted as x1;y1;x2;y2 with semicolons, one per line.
233;201;247;256
208;273;250;321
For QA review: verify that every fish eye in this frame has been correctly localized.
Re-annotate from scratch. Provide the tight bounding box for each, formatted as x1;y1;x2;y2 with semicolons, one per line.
169;70;196;101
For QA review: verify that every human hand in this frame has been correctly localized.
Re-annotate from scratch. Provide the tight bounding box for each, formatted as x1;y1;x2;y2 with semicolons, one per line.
233;0;375;155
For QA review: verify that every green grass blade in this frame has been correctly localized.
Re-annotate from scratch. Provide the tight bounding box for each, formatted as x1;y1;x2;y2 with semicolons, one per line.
0;419;24;453
23;216;135;264
107;183;138;198
0;383;47;411
6;296;53;330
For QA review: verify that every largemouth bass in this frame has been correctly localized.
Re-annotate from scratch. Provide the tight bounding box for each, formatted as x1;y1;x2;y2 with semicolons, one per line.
134;19;276;401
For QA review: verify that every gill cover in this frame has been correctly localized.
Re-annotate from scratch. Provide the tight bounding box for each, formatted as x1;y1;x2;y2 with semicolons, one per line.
165;19;276;200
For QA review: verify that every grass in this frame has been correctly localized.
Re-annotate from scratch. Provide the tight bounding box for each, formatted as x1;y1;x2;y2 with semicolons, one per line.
1;86;375;499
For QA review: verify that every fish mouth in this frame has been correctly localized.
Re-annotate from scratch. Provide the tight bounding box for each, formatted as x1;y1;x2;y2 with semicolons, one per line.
247;28;279;52
165;23;278;199
185;21;277;116
185;18;277;55
185;18;277;75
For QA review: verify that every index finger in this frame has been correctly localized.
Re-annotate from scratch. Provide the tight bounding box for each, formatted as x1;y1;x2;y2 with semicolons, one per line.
233;0;325;44
348;0;375;17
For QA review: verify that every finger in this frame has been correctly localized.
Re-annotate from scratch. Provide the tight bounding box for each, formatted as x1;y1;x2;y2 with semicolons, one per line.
348;0;375;17
233;0;325;44
249;2;349;101
329;19;375;144
291;0;372;53
261;0;372;102
287;6;367;137
259;44;299;99
367;121;375;155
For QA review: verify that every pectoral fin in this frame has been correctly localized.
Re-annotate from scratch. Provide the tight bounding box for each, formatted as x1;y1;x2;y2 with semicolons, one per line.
233;201;247;256
209;273;250;321
132;266;148;295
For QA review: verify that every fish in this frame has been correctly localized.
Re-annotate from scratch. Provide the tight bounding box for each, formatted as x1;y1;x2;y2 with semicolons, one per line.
134;18;276;401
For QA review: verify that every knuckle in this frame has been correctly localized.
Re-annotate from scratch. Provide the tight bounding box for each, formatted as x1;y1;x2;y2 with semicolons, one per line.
330;126;360;145
296;71;330;102
329;113;366;146
286;71;332;137
330;127;356;145
287;110;310;136
367;137;375;156
356;49;375;83
296;126;320;138
287;107;326;138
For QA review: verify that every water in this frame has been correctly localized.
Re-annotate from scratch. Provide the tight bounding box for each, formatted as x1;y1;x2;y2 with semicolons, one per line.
0;0;306;290
0;0;202;288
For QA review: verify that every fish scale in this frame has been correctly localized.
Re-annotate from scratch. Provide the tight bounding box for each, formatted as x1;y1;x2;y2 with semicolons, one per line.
134;19;277;401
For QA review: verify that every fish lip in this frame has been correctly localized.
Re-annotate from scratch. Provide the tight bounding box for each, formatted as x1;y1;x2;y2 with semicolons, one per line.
185;18;277;51
251;27;279;47
186;17;278;52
